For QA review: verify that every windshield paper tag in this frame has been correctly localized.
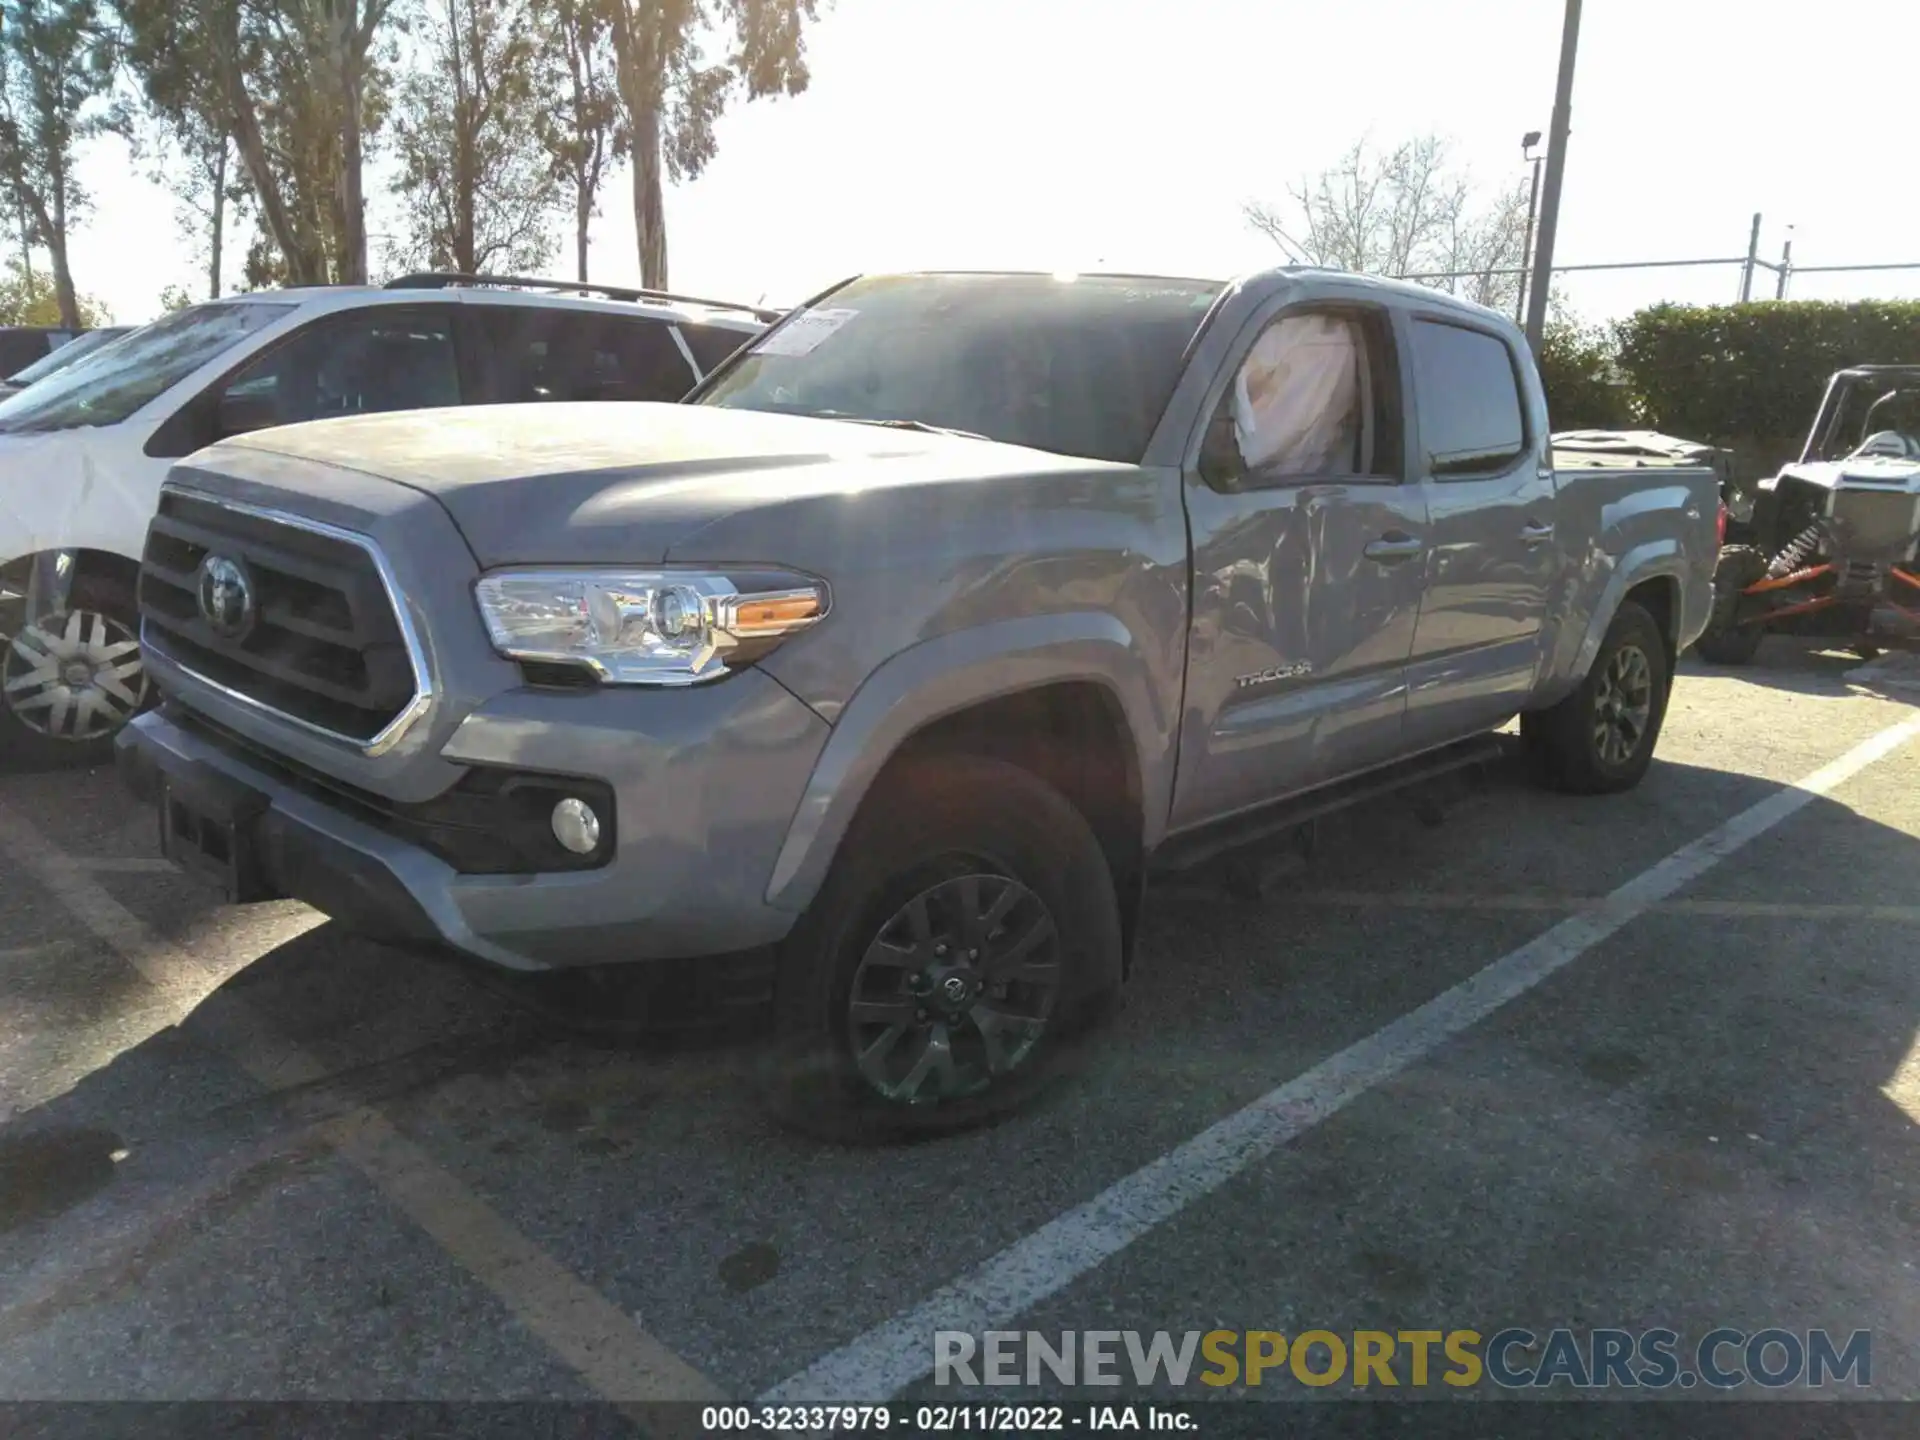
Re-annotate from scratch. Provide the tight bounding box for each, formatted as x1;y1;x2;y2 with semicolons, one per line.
751;307;858;357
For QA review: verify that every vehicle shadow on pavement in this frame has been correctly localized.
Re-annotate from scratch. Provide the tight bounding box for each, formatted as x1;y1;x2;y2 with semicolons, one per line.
1683;639;1920;701
1;749;1918;1399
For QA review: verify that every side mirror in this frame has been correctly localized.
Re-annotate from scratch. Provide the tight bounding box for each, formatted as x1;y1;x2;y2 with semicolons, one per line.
1199;407;1246;490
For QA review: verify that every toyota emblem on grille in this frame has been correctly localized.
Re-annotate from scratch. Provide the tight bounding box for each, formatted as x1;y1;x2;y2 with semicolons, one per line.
196;553;256;640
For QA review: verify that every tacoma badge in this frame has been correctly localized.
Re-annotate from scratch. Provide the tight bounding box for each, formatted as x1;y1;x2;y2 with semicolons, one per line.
1235;661;1313;689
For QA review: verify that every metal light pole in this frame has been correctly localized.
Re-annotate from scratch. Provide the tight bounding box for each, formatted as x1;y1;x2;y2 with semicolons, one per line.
1738;212;1763;302
1524;0;1583;354
1515;131;1544;326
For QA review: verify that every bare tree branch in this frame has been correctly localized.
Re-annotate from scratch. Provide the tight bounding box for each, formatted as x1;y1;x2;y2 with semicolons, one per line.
1243;132;1530;312
388;0;559;275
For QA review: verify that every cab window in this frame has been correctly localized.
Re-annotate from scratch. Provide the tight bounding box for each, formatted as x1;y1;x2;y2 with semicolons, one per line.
1409;319;1528;477
1200;307;1400;490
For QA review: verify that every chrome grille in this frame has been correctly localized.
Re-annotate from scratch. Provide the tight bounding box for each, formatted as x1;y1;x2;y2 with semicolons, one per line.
138;489;429;752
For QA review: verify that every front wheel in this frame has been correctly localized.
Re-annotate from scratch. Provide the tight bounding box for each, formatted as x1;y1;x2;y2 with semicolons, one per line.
0;576;151;770
761;756;1122;1143
1522;600;1671;795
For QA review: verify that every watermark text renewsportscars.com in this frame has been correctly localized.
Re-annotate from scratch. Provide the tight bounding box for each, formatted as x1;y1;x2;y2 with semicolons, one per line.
934;1328;1872;1390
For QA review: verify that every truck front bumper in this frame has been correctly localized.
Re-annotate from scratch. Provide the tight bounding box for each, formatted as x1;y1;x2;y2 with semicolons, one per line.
116;671;831;973
119;709;459;945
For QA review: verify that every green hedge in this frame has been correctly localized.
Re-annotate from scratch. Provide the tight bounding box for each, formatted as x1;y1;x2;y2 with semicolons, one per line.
1539;319;1632;430
1612;300;1920;474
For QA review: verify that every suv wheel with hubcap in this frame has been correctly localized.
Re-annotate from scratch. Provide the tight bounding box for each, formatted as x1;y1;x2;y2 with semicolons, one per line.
0;576;150;769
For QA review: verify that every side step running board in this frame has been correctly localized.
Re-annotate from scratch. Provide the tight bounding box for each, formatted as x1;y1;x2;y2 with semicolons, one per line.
1151;733;1513;876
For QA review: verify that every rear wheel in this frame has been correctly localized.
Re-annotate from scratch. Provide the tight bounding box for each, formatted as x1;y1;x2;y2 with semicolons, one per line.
761;756;1122;1143
0;575;150;770
1692;544;1768;666
1523;600;1671;795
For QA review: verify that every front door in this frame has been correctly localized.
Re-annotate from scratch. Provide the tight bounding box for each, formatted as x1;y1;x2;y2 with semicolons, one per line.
1401;314;1562;748
1170;302;1430;833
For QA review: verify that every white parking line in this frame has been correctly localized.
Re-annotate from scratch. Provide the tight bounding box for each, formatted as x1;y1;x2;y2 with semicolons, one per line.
764;712;1920;1403
0;802;725;1404
1293;892;1920;922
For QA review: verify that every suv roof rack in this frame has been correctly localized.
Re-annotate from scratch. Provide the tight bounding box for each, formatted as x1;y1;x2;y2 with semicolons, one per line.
384;272;784;324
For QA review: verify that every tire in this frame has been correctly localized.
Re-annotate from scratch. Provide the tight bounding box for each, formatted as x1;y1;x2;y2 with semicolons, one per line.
1522;600;1671;796
1691;544;1768;666
0;574;152;770
761;755;1123;1144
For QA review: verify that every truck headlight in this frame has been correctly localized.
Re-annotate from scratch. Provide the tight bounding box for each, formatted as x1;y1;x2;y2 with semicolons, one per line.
472;569;828;685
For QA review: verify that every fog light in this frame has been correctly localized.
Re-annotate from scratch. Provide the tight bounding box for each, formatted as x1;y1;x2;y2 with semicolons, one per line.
550;797;601;855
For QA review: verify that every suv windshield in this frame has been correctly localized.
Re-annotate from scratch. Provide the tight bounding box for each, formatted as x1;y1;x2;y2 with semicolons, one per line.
0;302;292;434
695;273;1224;463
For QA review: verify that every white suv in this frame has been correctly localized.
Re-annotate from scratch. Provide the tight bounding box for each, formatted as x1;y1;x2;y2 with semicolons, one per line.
0;274;773;764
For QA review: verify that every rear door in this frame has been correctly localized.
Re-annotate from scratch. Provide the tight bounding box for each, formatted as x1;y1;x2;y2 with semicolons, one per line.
470;305;700;403
1170;299;1430;831
1401;314;1561;748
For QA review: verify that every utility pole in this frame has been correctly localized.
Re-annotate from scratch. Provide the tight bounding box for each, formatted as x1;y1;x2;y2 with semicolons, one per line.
1524;0;1582;354
1738;212;1762;302
1775;229;1794;300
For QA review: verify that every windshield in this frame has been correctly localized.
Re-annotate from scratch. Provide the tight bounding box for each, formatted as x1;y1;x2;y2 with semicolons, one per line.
1851;388;1920;453
0;302;292;433
695;273;1224;463
3;326;133;386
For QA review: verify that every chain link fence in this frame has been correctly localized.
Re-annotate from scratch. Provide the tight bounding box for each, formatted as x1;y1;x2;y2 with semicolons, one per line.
1395;214;1920;313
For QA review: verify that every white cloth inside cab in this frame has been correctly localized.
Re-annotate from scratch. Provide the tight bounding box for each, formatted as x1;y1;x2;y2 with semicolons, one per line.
1232;314;1361;474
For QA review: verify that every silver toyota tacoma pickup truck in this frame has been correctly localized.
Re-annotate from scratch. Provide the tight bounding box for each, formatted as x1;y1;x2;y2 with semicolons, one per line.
115;268;1719;1138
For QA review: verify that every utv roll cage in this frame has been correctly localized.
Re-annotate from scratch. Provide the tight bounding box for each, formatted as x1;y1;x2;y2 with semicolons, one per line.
1802;364;1920;464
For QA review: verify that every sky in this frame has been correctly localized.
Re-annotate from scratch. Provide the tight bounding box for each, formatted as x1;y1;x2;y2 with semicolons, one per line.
63;0;1920;329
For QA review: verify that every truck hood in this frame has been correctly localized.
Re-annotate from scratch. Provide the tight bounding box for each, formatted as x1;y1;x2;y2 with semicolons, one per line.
1776;456;1920;492
206;402;1102;566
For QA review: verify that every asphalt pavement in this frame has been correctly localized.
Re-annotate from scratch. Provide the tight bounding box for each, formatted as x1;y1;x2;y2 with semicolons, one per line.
2;639;1918;1425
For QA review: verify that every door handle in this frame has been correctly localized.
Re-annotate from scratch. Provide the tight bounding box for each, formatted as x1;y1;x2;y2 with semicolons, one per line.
1520;520;1555;545
1363;534;1425;563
